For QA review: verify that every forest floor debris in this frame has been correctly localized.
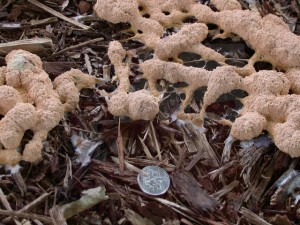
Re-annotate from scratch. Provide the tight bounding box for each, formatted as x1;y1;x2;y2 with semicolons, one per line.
0;0;299;225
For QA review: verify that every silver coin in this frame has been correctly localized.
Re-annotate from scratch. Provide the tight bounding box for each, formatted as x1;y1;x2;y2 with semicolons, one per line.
137;166;170;196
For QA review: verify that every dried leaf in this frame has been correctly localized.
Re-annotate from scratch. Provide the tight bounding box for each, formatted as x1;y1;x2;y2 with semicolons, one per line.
61;0;69;11
84;53;92;75
71;134;102;166
60;186;108;220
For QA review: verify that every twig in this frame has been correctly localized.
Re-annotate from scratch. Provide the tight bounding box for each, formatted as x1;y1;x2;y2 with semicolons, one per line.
27;0;90;30
240;207;272;225
12;172;27;196
0;38;53;56
0;0;13;11
138;136;154;159
211;180;239;200
30;17;58;26
0;188;21;224
154;196;194;214
0;188;13;210
150;121;162;161
45;37;104;59
3;192;50;223
117;119;125;174
269;0;289;21
19;193;50;213
0;209;52;224
111;156;146;175
57;124;104;135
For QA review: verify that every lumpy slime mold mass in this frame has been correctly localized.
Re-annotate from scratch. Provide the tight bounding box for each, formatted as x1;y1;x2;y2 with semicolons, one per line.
0;50;100;165
95;0;300;157
0;0;299;165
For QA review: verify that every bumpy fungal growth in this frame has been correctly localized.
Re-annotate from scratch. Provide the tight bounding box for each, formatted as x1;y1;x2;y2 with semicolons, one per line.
0;50;100;165
53;69;99;112
210;0;242;11
106;41;159;120
95;0;300;157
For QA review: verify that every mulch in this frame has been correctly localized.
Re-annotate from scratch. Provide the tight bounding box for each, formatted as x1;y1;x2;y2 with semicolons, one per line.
0;0;300;224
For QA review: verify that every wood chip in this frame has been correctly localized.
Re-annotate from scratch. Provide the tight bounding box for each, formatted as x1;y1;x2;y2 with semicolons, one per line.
117;119;125;175
43;61;76;78
240;207;272;225
125;208;155;225
150;121;162;161
138;136;154;159
182;123;219;171
0;38;53;56
171;170;219;213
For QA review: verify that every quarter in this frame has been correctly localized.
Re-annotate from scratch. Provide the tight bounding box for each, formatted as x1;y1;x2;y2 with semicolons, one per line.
137;166;170;196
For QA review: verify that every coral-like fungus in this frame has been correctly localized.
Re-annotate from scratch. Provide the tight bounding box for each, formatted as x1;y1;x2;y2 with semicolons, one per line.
0;50;100;165
95;0;300;157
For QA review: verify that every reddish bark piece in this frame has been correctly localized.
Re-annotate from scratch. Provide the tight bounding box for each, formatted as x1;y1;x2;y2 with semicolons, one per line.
171;170;219;213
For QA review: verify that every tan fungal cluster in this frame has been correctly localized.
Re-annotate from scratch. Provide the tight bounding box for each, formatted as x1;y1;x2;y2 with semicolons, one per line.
94;0;300;157
0;50;100;165
210;0;242;11
106;41;159;120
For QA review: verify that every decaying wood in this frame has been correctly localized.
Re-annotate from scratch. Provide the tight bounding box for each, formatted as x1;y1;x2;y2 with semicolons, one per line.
248;152;277;206
0;38;53;56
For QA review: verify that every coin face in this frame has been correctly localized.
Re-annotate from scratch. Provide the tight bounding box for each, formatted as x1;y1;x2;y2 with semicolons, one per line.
137;166;170;196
